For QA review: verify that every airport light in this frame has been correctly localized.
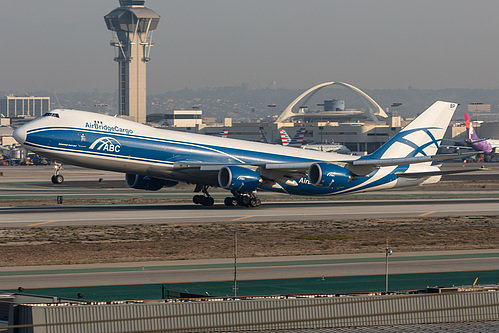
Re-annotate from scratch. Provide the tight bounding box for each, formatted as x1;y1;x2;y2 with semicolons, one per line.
391;103;403;116
385;242;392;292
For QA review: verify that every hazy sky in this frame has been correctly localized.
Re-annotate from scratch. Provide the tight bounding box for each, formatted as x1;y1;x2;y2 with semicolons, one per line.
1;0;499;94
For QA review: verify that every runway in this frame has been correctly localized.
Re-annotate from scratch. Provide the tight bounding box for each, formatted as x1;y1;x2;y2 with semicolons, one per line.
1;165;498;292
1;250;498;289
0;198;498;227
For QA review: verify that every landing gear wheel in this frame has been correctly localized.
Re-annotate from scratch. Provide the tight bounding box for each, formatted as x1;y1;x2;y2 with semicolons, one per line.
249;198;261;207
51;163;64;184
193;185;215;207
51;174;64;184
237;195;251;207
200;196;215;207
193;195;203;204
224;197;237;206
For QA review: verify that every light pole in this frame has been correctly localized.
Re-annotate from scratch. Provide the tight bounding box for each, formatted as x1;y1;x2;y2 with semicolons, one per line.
233;231;238;297
385;241;392;292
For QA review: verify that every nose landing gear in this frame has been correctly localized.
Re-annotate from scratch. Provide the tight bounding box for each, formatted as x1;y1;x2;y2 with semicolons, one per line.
51;164;64;184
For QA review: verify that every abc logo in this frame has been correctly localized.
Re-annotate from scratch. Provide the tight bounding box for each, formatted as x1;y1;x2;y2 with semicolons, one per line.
89;137;122;153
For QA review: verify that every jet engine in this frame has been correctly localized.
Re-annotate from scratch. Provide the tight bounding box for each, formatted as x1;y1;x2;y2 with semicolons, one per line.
218;166;262;192
308;163;352;188
125;174;177;191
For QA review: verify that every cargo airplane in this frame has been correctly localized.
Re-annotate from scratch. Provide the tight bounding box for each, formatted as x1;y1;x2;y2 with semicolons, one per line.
13;101;476;207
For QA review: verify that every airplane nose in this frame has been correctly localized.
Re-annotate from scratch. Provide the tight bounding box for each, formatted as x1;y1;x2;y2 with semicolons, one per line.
13;126;26;144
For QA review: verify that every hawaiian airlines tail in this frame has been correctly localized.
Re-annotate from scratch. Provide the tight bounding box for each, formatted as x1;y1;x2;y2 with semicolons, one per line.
465;113;480;142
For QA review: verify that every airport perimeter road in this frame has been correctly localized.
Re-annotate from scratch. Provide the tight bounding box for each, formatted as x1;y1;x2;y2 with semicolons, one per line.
0;250;497;289
0;198;499;227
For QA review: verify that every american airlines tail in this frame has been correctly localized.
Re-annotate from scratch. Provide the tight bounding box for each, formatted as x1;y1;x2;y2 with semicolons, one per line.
280;127;305;148
218;129;229;138
367;101;458;160
279;129;290;146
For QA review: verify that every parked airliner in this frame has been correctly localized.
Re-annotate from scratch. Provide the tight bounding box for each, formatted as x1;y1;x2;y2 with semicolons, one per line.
463;113;499;156
13;101;475;207
443;113;498;161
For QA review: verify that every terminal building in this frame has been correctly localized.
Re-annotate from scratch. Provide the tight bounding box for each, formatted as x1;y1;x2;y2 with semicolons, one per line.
195;82;405;154
0;95;50;118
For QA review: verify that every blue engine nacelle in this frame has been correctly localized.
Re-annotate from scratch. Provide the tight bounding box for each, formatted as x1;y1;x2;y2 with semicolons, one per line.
125;174;178;191
218;166;262;192
308;163;352;188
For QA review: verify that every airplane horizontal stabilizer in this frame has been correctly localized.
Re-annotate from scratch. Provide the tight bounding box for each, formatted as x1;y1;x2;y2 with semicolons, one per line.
348;151;479;176
395;168;485;178
353;151;479;167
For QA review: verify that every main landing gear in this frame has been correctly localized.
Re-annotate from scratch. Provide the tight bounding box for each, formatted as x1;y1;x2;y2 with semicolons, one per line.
51;164;64;184
192;185;215;207
192;186;262;208
224;191;261;208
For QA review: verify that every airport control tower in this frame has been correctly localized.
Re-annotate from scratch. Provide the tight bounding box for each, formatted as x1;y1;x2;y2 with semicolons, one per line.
104;0;160;123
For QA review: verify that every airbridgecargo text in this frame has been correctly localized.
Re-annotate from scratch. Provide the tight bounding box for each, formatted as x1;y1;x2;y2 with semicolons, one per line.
85;123;134;134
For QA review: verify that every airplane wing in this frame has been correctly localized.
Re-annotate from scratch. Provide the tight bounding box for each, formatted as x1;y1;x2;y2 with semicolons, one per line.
170;150;478;188
172;161;307;186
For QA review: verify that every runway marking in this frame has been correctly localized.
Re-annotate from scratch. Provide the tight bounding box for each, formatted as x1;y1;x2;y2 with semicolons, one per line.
231;216;253;222
418;212;435;217
27;221;57;227
2;205;499;225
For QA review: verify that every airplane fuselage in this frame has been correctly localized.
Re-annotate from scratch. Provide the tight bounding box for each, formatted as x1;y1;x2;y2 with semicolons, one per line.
14;109;437;196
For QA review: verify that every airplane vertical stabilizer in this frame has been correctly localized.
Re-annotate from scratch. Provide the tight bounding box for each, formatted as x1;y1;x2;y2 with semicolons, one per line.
465;113;480;141
368;101;458;159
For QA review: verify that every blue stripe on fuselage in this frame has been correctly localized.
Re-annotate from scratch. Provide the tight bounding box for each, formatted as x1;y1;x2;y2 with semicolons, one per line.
25;127;320;166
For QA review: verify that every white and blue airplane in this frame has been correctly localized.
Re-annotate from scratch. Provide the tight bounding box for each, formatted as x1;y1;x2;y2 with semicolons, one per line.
13;101;475;207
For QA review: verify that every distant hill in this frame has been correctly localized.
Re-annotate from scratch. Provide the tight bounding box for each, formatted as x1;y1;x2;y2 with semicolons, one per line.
4;86;498;121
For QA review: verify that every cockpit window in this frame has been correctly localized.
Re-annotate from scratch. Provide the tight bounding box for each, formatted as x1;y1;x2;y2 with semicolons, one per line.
43;112;60;118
